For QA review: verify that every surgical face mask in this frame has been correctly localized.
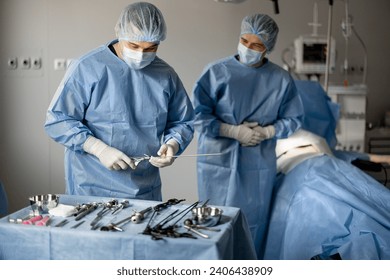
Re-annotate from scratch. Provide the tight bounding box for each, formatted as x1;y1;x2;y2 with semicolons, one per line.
122;46;156;70
237;42;264;66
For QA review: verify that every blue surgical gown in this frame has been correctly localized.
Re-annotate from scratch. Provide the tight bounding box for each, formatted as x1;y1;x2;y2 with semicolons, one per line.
45;40;194;200
192;56;303;258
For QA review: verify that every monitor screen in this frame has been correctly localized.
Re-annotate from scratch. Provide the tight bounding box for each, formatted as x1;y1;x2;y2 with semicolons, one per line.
303;43;327;63
294;35;335;74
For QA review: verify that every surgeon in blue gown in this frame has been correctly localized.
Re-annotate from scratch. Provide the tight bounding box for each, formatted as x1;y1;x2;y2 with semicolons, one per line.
45;2;194;200
192;14;303;258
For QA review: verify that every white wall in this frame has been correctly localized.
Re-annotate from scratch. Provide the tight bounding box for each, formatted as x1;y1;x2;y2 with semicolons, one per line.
1;0;390;212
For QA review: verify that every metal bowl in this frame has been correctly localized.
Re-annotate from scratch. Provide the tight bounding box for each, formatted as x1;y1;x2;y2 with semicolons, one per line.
191;206;223;227
29;194;59;214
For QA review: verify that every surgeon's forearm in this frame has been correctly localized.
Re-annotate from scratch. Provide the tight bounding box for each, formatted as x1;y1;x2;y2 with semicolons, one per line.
273;117;302;139
163;123;193;155
44;112;91;152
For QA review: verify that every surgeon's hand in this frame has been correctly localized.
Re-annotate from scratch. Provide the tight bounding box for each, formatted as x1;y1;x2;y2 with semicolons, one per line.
252;125;275;140
219;122;262;146
83;136;136;170
149;139;179;168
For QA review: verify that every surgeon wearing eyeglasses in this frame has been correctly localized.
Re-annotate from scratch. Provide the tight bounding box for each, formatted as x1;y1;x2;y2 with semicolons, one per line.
45;2;194;200
192;14;303;258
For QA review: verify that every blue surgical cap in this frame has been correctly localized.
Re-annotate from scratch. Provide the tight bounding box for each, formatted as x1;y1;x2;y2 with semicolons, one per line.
115;2;167;42
240;14;279;52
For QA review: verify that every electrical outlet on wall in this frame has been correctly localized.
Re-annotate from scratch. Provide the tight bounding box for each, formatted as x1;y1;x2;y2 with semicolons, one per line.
31;57;42;69
7;57;17;69
54;58;67;70
20;57;31;69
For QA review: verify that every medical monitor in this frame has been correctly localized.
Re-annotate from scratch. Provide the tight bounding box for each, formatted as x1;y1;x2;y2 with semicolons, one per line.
294;35;335;75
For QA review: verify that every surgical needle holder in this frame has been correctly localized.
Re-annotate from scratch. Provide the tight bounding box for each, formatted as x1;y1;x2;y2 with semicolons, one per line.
111;200;130;215
143;201;200;239
131;154;151;167
75;202;98;221
130;152;225;166
100;205;153;231
100;199;185;232
90;199;119;227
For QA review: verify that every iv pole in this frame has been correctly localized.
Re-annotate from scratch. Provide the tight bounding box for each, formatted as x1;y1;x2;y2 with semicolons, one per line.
324;0;334;93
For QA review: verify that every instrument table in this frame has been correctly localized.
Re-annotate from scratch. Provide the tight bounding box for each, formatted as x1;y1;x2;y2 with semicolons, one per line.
0;195;256;260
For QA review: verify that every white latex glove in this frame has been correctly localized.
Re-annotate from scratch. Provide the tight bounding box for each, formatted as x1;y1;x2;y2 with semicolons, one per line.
252;125;276;140
149;139;179;168
219;122;262;146
83;136;135;170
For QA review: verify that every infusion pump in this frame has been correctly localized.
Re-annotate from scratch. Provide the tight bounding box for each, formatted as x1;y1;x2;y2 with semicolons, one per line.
327;84;368;153
294;35;336;75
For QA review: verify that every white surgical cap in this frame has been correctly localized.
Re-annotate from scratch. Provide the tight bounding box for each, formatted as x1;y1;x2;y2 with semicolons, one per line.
240;14;279;52
115;2;167;42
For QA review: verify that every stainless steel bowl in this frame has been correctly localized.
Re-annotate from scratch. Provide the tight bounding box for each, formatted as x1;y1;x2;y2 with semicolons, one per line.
29;194;59;214
191;206;223;227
